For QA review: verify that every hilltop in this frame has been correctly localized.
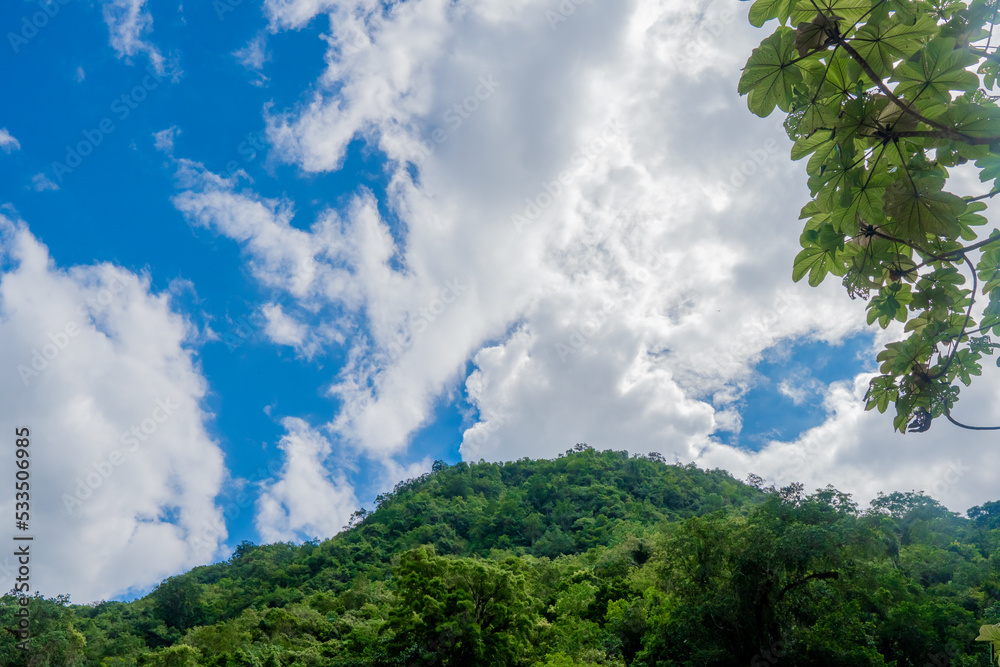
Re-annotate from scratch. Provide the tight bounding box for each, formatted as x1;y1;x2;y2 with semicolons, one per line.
2;447;999;665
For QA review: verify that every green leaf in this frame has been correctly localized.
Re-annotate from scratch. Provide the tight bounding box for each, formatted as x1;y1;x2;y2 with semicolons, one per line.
882;176;966;242
739;28;805;117
749;0;798;27
850;15;937;79
864;374;898;413
975;623;1000;664
977;154;1000;185
818;52;866;106
891;37;980;105
938;103;1000;138
791;128;835;161
796;12;839;58
877;334;933;375
794;223;845;285
789;0;871;26
798;102;841;135
839;94;889;146
832;168;890;233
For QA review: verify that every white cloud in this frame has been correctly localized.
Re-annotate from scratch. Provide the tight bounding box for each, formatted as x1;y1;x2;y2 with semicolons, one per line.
172;161;321;299
235;32;271;71
263;0;344;29
31;173;59;192
261;303;307;347
171;0;1000;523
153;126;180;155
0;216;227;602
0;128;20;153
101;0;165;72
255;418;359;542
696;373;1000;514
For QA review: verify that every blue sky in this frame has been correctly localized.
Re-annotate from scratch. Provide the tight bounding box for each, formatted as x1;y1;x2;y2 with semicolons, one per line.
0;0;997;603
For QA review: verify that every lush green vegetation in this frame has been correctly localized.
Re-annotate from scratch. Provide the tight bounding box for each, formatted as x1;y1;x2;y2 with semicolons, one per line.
4;447;1000;665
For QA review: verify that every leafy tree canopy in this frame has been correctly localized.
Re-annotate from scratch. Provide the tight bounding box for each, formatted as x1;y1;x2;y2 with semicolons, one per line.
2;451;1000;665
739;0;1000;432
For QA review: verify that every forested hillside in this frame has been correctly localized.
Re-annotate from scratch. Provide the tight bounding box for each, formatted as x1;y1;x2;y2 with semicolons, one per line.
3;447;1000;665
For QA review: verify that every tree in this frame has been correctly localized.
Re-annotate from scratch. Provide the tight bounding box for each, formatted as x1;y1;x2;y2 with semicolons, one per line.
739;0;1000;432
383;546;537;666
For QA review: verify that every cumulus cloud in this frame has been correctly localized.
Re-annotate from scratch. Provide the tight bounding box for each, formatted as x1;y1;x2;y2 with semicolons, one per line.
255;418;359;542
0;216;226;602
169;0;1000;522
696;372;1000;514
101;0;164;72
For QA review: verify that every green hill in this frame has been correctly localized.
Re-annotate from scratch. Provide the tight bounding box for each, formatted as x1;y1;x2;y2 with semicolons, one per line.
3;446;1000;665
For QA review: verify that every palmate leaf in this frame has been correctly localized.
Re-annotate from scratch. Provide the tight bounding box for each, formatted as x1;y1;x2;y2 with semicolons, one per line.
806;133;842;177
739;28;805;116
976;154;1000;193
877;333;933;376
864;374;898;413
791;128;835;161
891;37;980;104
796;12;840;57
832;169;891;233
937;103;1000;138
838;94;889;146
817;52;866;106
882;176;966;242
849;15;937;78
975;623;1000;665
789;0;872;26
811;146;862;208
794;222;846;285
867;283;913;327
749;0;799;27
957;200;989;242
797;102;841;135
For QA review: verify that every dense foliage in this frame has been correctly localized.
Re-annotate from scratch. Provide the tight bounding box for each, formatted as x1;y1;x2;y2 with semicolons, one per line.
739;0;1000;431
3;447;1000;665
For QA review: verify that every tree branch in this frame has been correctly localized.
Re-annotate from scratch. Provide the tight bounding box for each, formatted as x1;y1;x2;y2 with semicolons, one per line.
945;411;1000;430
774;572;840;607
834;37;1000;146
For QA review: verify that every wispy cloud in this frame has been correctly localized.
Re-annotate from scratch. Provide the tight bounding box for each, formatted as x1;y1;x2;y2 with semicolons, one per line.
101;0;165;72
0;128;21;153
31;173;59;192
